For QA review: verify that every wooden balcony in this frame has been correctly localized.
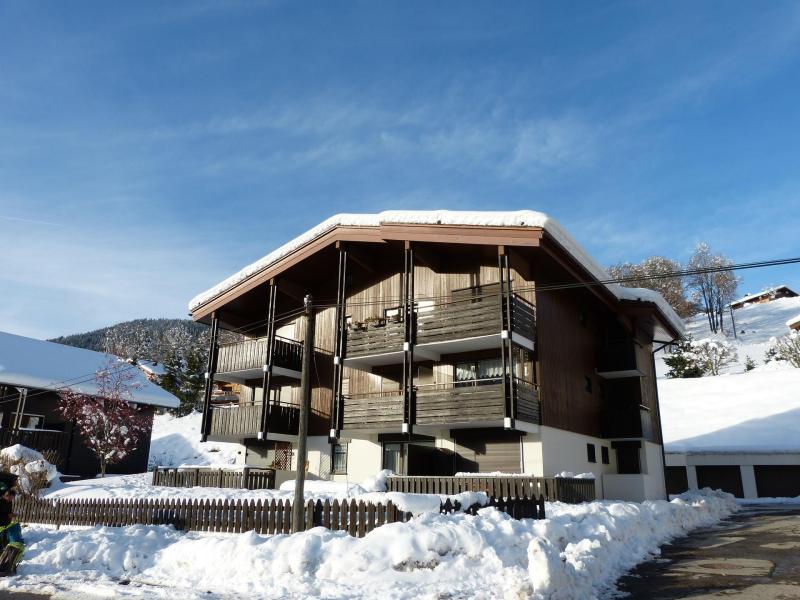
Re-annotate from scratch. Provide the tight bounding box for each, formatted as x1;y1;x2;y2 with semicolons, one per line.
216;335;303;383
596;338;642;379
340;376;539;431
341;391;404;430
207;402;299;442
601;404;652;440
343;293;536;369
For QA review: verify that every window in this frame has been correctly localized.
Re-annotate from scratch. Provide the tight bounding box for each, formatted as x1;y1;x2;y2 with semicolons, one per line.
332;443;348;474
382;443;403;473
455;358;503;385
11;413;44;430
587;443;596;463
601;446;609;465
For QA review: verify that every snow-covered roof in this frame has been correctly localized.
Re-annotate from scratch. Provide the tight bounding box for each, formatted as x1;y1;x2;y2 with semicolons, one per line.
787;314;800;329
189;210;684;336
731;285;797;306
137;360;167;377
0;331;179;409
660;369;800;453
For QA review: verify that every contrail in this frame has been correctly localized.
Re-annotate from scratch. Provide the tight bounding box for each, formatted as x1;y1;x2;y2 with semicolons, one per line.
0;215;61;226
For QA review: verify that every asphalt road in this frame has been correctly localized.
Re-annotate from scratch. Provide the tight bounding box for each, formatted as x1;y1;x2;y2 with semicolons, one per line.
618;504;800;599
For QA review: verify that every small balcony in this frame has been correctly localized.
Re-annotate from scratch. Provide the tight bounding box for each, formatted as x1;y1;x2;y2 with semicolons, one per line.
340;376;539;432
207;401;299;442
216;335;303;384
596;338;643;379
343;292;536;370
601;404;653;440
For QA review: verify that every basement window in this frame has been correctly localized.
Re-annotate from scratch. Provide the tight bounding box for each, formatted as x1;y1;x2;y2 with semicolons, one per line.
587;443;597;463
332;443;348;474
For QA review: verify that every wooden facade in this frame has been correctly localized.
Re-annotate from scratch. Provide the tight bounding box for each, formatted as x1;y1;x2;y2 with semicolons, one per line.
193;219;680;478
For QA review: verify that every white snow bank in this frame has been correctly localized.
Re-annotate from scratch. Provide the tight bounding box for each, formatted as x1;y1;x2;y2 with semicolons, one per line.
659;368;800;452
148;411;239;468
188;210;683;335
5;489;736;600
555;471;596;479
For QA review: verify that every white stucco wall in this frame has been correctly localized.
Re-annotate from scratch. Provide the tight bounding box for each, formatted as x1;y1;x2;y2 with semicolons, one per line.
331;436;382;484
603;440;666;502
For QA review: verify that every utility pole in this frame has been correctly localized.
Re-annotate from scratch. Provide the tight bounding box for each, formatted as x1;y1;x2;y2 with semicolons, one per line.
292;294;315;533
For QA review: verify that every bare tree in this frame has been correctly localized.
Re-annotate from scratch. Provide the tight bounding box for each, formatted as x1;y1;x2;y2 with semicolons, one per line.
607;256;694;318
687;243;739;334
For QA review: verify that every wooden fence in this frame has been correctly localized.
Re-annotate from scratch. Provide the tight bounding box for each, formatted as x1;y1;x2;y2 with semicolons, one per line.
152;466;275;490
386;475;596;503
13;494;545;538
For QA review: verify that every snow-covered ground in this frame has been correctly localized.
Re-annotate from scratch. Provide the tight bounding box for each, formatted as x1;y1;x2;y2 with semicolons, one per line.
3;489;736;600
657;296;800;453
148;411;239;468
656;295;800;376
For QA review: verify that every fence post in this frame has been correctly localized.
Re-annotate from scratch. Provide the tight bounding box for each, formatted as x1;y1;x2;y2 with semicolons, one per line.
242;467;250;490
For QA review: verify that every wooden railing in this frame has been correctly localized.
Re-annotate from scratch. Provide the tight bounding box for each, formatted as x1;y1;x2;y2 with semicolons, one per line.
13;494;545;537
345;320;405;359
217;335;303;374
415;379;506;425
152;466;276;490
0;428;70;470
596;338;638;374
513;377;540;424
344;292;536;360
208;402;299;440
386;475;595;503
341;391;404;430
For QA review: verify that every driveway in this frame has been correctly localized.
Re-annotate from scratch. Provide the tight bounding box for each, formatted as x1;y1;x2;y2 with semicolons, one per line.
618;504;800;599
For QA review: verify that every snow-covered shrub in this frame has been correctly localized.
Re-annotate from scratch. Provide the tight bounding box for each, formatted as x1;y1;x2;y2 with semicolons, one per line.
0;445;59;496
691;337;738;376
744;356;756;371
767;331;800;368
664;336;706;378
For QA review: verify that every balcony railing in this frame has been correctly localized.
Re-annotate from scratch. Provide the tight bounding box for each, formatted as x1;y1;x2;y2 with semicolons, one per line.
0;428;70;470
216;335;303;375
344;292;536;362
340;376;539;430
596;338;638;376
341;390;404;430
207;401;299;441
601;404;652;440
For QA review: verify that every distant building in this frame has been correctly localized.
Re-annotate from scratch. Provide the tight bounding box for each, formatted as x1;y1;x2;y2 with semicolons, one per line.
730;285;798;310
0;331;179;478
788;314;800;332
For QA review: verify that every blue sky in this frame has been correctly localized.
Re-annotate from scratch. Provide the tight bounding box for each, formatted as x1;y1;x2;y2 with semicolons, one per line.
2;1;799;339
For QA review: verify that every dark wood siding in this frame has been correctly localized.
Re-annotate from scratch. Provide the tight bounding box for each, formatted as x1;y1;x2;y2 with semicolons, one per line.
535;288;602;437
754;465;800;498
696;465;744;498
453;429;522;473
635;336;662;444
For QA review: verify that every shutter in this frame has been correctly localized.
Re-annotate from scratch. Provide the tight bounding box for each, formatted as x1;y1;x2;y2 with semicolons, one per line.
454;429;522;473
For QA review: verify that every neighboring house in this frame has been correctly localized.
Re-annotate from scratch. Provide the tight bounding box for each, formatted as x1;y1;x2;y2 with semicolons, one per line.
189;210;683;501
788;314;800;332
660;369;800;499
136;360;167;384
730;285;798;310
0;331;179;478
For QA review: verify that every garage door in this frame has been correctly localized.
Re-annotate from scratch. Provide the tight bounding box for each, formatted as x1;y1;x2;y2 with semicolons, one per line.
754;465;800;498
695;465;743;498
665;466;689;495
454;429;522;473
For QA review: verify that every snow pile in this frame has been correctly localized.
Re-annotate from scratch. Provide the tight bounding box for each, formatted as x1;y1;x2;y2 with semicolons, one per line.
148;411;239;468
555;471;595;479
659;369;800;452
0;445;59;494
188;210;683;335
5;490;735;599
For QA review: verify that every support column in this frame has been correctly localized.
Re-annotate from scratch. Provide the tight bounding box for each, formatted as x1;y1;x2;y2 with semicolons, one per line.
498;247;515;429
13;387;28;430
259;280;278;440
740;465;758;499
330;243;348;440
402;242;415;435
200;312;220;442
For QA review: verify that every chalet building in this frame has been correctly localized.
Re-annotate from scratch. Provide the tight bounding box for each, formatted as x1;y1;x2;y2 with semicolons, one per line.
788;314;800;332
0;331;179;478
190;211;683;501
730;285;798;310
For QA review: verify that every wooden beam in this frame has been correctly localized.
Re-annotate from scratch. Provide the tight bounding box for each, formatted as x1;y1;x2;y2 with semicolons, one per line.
278;278;306;302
